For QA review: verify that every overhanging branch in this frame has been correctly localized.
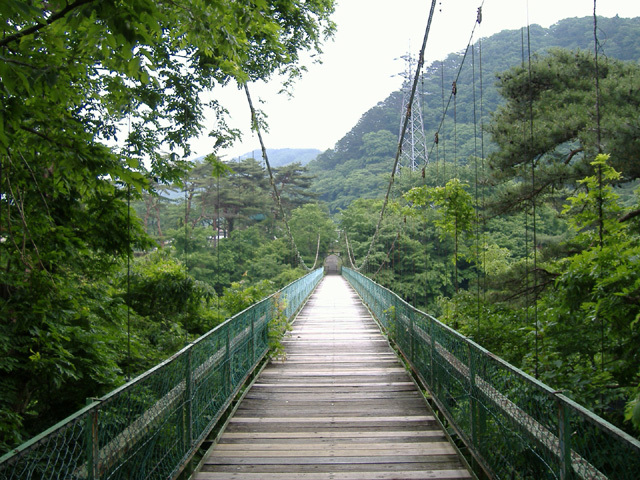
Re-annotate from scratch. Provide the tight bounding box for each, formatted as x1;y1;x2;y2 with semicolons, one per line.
0;0;97;48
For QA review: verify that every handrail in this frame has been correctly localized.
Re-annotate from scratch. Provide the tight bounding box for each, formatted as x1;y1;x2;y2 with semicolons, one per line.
343;267;640;480
0;268;324;480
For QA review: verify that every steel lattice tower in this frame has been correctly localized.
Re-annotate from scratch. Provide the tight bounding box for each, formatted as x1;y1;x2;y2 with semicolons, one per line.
397;54;427;172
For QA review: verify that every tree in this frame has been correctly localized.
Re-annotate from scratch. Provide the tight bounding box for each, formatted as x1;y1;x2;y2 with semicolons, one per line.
272;162;316;215
539;156;640;419
122;250;219;364
361;130;397;164
288;203;337;266
405;178;475;292
487;49;640;215
0;0;335;452
221;158;271;233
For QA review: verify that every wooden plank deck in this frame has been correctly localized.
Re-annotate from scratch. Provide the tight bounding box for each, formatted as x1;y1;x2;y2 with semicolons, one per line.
194;275;473;480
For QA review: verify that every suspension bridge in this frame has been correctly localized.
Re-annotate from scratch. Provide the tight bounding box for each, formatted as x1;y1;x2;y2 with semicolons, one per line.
1;266;639;479
194;275;471;480
2;0;640;479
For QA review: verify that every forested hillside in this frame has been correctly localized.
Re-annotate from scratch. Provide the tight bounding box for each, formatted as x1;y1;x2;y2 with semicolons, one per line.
2;4;640;457
327;15;640;438
232;148;321;167
0;0;336;454
308;16;640;211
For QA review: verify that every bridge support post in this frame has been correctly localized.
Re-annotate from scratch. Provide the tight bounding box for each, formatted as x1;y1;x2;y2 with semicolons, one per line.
409;311;415;363
429;318;436;395
84;399;99;480
251;311;255;365
225;326;231;396
468;345;479;449
184;347;193;452
558;398;572;480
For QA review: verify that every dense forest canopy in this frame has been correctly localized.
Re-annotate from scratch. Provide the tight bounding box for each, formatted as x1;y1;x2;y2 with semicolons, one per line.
2;5;640;457
308;16;640;211
0;0;336;453
326;15;640;438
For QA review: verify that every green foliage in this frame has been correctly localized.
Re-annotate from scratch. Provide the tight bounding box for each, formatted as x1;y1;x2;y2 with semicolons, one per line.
267;294;291;361
309;17;640;213
289;203;337;266
542;158;640;424
561;154;623;240
221;279;275;316
125;250;219;341
405;178;475;292
430;157;640;435
487;50;640;217
0;0;335;453
339;195;457;310
0;268;131;451
626;382;640;432
405;179;475;244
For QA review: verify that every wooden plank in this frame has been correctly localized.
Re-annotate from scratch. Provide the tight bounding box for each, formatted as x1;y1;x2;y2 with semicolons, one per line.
195;470;472;479
251;382;414;387
209;450;457;459
259;369;407;375
213;442;455;452
220;431;446;439
229;416;434;424
198;462;468;474
193;276;472;480
203;455;460;465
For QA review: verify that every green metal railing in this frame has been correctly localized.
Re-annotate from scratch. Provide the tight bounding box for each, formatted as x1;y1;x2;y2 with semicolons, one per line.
343;267;640;480
0;268;323;480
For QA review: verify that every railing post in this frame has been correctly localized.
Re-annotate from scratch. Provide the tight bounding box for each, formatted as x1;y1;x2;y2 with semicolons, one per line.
409;310;414;363
429;318;435;393
468;344;478;447
251;310;256;365
225;326;231;396
558;397;572;480
85;399;99;480
184;346;193;451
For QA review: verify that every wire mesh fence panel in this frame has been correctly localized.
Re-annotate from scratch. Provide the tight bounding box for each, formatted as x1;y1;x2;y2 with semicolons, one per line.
190;324;232;447
0;409;90;480
97;351;190;480
0;268;323;480
343;267;640;480
560;394;640;480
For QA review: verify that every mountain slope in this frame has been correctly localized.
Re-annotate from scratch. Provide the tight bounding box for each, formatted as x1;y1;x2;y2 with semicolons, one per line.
308;15;640;212
232;148;321;167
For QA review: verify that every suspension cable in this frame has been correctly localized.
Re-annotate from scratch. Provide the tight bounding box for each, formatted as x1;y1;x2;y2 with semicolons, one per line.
373;231;401;277
427;0;486;164
453;79;458;178
593;0;604;248
243;83;320;271
472;15;481;337
344;230;358;269
479;31;487;303
525;0;540;379
310;233;322;271
126;184;131;380
593;0;606;396
126;108;132;380
347;0;439;272
440;61;446;184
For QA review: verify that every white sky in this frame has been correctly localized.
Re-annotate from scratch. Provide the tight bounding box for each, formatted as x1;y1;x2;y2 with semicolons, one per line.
190;0;640;160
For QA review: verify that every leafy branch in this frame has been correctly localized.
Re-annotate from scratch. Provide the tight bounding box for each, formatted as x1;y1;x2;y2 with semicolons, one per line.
0;0;97;48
